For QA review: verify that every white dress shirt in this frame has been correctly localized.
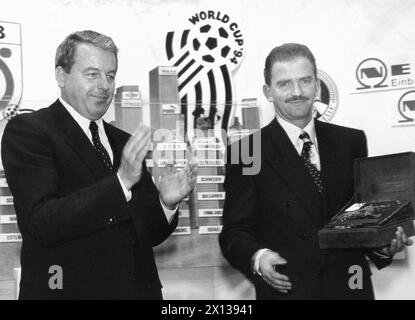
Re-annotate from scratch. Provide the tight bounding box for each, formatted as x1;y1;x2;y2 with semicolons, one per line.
277;116;320;171
253;116;321;275
59;98;177;223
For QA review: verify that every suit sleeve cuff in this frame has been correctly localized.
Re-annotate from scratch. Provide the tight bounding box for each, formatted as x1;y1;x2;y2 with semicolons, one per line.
117;173;132;202
252;248;270;276
372;249;394;259
159;198;178;224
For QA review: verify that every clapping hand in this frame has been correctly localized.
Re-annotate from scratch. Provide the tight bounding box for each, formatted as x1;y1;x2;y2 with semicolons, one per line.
158;147;198;209
118;124;152;190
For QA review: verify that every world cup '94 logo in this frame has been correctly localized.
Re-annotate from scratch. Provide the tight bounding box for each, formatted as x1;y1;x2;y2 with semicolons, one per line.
165;11;244;135
188;21;243;68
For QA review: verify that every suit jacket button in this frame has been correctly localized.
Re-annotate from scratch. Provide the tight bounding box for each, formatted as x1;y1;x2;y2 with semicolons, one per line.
299;233;307;240
107;216;118;226
283;200;290;207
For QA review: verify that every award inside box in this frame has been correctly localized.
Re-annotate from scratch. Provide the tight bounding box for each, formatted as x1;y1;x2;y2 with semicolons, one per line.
318;152;415;249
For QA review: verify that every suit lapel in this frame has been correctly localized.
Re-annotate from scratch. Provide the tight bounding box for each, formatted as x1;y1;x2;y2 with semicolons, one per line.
264;119;323;225
315;120;340;223
104;122;128;170
50;100;114;180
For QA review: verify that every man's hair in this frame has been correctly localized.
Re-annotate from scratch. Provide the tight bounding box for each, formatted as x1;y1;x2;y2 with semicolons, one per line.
55;30;118;73
264;43;317;85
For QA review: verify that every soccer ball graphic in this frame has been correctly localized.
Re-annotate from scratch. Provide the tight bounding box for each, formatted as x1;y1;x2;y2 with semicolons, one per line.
190;23;233;64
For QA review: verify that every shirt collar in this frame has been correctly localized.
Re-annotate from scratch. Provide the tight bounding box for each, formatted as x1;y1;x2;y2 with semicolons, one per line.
59;97;106;137
276;115;317;146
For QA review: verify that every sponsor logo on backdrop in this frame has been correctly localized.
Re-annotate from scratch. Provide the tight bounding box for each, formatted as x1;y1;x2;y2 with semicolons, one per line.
165;10;244;135
353;54;415;93
356;58;388;89
0;21;22;120
313;69;338;122
395;90;415;125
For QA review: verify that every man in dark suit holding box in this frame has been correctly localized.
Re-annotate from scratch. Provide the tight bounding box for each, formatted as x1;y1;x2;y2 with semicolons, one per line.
219;43;411;299
1;30;197;299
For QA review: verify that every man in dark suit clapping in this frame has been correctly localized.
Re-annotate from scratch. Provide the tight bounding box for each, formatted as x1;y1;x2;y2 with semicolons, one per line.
1;30;197;299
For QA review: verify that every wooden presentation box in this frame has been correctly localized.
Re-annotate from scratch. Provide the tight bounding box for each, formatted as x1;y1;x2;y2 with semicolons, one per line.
319;152;415;249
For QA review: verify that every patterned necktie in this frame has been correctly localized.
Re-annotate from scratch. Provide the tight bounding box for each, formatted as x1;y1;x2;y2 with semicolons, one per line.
89;121;113;171
299;132;323;194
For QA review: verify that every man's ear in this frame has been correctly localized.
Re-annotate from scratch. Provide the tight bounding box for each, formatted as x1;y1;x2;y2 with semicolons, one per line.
315;78;321;99
263;84;273;102
55;66;67;88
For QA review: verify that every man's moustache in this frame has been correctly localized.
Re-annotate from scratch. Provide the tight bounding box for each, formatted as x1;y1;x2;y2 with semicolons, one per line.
285;96;309;103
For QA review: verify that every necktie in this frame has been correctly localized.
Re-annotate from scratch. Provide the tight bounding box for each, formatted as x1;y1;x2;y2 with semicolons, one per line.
299;132;323;194
89;121;113;171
